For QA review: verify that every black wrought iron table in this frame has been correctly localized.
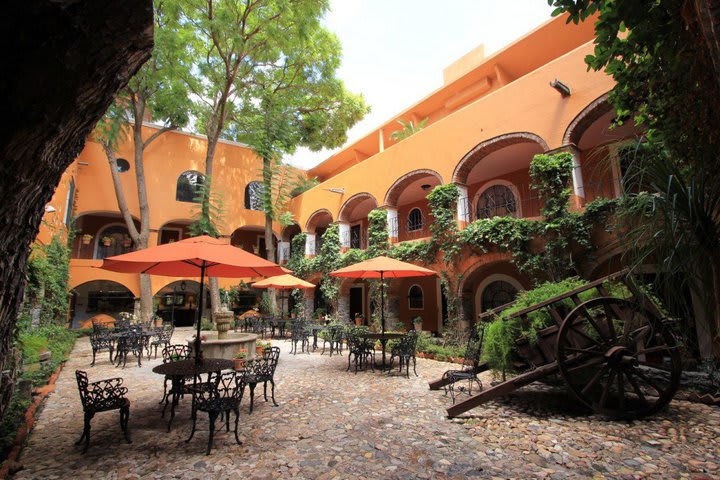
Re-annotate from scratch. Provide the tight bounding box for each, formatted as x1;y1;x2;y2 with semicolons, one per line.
152;358;234;431
358;332;405;370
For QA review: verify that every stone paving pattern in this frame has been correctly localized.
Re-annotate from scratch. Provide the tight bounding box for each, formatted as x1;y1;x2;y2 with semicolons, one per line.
14;328;720;479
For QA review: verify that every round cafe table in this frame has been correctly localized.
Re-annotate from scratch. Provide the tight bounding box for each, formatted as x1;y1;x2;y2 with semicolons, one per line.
152;358;234;431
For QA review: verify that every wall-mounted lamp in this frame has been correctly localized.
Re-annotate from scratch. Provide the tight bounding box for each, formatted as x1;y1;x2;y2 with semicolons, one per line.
550;79;571;97
420;184;432;191
44;205;56;213
324;188;345;195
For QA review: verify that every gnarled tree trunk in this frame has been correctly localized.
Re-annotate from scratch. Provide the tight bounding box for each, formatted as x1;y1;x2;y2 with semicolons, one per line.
0;0;153;418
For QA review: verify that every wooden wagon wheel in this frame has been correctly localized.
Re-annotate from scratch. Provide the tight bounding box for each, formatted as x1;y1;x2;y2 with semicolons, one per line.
556;297;681;419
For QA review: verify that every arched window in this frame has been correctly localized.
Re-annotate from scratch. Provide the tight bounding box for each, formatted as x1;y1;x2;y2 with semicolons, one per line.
116;158;131;173
176;171;205;203
407;208;423;232
95;225;134;260
476;184;517;219
408;284;424;309
481;280;518;312
245;181;264;211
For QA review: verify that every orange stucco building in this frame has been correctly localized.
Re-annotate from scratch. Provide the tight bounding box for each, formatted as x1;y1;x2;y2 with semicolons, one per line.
37;14;637;329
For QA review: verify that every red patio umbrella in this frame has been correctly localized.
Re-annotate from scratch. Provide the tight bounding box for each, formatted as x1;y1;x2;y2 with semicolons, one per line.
330;256;437;368
252;274;315;317
99;235;286;362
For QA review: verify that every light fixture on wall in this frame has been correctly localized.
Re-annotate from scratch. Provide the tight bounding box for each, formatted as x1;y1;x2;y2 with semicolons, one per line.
324;188;345;194
550;78;571;97
44;204;56;213
420;184;432;191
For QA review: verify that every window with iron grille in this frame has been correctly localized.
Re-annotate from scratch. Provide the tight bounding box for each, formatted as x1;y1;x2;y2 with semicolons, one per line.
350;224;362;249
407;208;423;232
244;181;264;211
481;280;518;312
408;285;424;309
176;171;205;203
476;184;517;219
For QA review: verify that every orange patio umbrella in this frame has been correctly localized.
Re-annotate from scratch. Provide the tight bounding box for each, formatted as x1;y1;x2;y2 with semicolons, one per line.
330;255;436;332
99;235;286;362
252;274;315;317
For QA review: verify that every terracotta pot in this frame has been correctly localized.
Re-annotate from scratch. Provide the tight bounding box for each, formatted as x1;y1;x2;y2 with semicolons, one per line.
354;317;363;326
154;317;163;328
234;358;245;370
123;239;131;247
81;236;92;245
256;346;264;356
414;322;422;332
102;239;111;247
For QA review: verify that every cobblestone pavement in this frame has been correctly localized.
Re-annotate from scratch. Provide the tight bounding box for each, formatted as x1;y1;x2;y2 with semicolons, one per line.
14;328;720;479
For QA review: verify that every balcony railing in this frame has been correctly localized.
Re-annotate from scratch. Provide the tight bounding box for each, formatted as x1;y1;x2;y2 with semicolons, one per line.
278;243;290;262
387;216;399;239
341;228;368;249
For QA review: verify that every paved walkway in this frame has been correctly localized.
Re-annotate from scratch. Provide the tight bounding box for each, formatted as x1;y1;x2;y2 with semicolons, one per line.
14;328;720;479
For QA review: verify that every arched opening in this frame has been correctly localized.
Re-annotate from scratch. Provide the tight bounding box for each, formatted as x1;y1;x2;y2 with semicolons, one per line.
71;212;140;259
564;94;642;201
153;280;204;327
455;133;547;220
244;181;264;211
176;170;205;203
230;226;278;259
338;193;378;250
70;280;135;328
460;260;527;325
384;169;442;241
280;224;301;262
305;209;333;255
157;220;192;245
94;224;135;259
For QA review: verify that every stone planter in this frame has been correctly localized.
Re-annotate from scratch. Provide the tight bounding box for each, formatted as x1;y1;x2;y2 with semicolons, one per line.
214;310;233;340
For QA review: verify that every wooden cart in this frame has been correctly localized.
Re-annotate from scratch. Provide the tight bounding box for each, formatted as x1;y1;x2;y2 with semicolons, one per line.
430;273;682;419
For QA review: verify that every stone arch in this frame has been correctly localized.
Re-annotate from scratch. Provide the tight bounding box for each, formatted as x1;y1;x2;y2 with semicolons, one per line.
305;209;334;233
562;92;613;146
69;279;136;328
338;192;379;222
383;169;443;207
452;132;549;185
458;257;528;324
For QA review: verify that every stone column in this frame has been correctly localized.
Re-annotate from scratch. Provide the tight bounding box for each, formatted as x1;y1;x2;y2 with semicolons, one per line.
338;221;350;252
304;233;316;257
386;207;399;243
277;241;290;264
455;183;470;228
569;145;585;204
337;294;350;323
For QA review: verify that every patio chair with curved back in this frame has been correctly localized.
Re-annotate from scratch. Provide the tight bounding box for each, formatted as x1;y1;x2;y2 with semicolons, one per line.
89;324;115;367
244;346;280;413
250;316;266;339
75;370;131;453
321;325;345;357
441;330;484;403
346;326;374;374
388;330;419;377
159;344;192;408
186;370;246;455
290;321;310;355
115;328;144;368
149;324;174;359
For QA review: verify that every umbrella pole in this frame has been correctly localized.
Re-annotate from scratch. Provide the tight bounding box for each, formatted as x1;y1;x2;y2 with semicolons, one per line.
380;271;387;369
195;262;206;364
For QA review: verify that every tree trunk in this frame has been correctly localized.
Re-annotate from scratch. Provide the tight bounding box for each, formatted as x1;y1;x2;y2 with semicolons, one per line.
140;273;154;325
0;0;152;417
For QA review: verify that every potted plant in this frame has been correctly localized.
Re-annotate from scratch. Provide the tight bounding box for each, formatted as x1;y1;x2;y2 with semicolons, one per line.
122;235;132;247
152;314;163;328
255;340;268;356
101;236;113;247
234;349;248;370
354;313;364;326
413;316;423;332
81;233;93;245
169;352;182;362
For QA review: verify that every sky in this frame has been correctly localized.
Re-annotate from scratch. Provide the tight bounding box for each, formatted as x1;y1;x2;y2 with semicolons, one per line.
285;0;556;170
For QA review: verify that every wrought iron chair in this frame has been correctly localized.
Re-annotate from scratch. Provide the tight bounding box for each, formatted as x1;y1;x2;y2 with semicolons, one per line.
243;346;280;413
388;331;419;377
249;316;266;339
186;371;245;455
159;344;191;408
89;326;115;367
346;327;374;374
75;370;131;453
115;329;144;368
441;331;484;403
290;322;310;355
320;325;345;356
149;324;174;359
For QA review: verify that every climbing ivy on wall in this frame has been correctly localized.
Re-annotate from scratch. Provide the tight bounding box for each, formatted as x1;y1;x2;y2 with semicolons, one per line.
21;235;72;328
